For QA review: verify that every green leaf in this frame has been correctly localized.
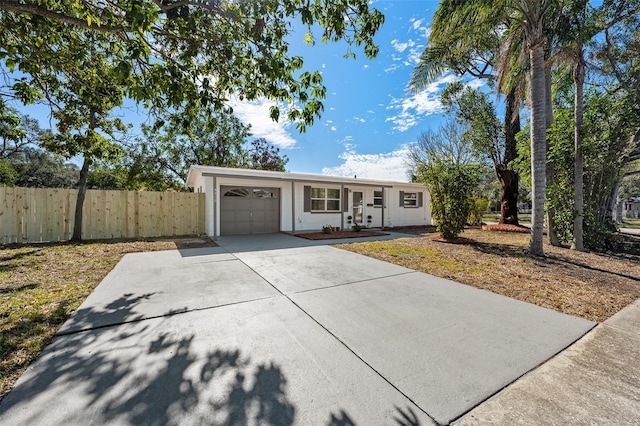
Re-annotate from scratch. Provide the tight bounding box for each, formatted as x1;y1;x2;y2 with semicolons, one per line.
6;58;15;72
269;106;280;122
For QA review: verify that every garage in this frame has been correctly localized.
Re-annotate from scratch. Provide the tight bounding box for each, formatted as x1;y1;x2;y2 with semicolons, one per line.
220;186;280;235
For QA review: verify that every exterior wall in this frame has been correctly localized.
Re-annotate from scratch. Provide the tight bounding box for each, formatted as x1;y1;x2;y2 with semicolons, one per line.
296;185;431;232
294;183;343;232
380;186;431;228
193;172;431;237
192;174;215;236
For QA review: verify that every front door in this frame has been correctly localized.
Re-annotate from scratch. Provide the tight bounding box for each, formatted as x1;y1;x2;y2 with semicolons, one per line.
352;191;364;225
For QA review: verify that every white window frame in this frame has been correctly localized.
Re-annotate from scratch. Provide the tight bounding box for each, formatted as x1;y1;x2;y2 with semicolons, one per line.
403;191;418;208
311;187;341;212
374;190;383;207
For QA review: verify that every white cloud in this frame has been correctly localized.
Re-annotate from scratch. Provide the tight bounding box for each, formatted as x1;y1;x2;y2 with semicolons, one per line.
384;63;402;73
409;16;430;38
467;78;486;90
391;38;416;53
322;144;412;182
353;116;366;123
385;73;459;132
331;126;337;131
363;64;369;69
405;45;423;66
228;97;297;148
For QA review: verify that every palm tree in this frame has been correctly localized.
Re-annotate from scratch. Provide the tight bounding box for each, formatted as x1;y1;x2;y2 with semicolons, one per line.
521;0;550;255
422;0;553;255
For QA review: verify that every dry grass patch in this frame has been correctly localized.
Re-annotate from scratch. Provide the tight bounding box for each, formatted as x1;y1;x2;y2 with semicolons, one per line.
336;227;640;324
0;237;213;400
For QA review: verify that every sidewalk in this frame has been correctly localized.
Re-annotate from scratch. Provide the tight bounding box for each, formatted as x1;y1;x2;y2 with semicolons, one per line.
619;227;640;236
454;297;640;424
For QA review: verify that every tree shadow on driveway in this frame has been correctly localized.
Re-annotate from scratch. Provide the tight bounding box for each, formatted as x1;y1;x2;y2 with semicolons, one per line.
0;293;298;425
0;292;425;425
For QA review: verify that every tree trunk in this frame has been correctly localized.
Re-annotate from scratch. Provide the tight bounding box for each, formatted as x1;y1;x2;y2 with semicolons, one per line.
499;88;521;225
71;157;91;242
571;49;585;251
71;109;96;242
529;43;547;256
608;176;622;223
504;89;520;165
545;66;560;246
497;166;519;225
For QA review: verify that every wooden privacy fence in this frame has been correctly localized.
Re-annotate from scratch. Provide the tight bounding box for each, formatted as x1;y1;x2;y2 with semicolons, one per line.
0;187;206;244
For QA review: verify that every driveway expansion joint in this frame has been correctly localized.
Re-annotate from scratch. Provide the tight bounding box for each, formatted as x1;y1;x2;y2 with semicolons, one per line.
55;294;282;337
290;271;419;295
222;248;439;424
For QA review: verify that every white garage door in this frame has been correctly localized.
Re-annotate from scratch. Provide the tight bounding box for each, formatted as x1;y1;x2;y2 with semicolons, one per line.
220;187;280;235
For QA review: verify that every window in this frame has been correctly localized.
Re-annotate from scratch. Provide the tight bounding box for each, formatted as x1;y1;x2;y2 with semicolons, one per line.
311;187;341;212
224;188;250;197
374;191;383;207
403;192;418;207
253;189;277;199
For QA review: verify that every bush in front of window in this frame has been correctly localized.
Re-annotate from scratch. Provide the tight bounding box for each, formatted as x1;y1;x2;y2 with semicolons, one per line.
322;224;334;234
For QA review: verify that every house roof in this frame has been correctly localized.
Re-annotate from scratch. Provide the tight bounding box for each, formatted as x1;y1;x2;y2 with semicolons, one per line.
186;165;427;189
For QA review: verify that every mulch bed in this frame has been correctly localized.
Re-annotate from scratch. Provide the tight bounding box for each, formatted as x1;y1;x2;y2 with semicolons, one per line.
297;230;389;240
482;223;531;233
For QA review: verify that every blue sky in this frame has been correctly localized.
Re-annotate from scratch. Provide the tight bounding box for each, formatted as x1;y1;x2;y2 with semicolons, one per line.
14;1;481;183
233;0;466;182
243;0;604;181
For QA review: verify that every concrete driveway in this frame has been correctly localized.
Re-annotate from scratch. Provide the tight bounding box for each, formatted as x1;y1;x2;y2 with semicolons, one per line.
0;233;594;425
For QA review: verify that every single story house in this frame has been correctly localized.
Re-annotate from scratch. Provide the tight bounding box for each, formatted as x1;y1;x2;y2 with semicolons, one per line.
186;165;431;237
621;197;640;219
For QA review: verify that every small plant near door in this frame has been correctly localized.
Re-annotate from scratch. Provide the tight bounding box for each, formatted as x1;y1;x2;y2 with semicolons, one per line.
352;223;362;232
322;224;333;234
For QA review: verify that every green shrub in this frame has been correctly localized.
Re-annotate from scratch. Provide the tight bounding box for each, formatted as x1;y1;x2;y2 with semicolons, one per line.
424;163;478;239
469;196;489;225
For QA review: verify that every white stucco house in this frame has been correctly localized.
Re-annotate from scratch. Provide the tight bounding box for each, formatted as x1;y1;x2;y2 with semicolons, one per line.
621;197;640;219
186;165;431;237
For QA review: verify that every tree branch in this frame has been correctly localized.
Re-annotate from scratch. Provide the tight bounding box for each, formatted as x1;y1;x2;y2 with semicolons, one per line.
153;0;220;13
0;0;114;32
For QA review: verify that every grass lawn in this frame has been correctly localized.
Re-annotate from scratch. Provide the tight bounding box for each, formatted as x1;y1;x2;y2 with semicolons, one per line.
0;238;211;400
337;227;640;324
621;218;640;229
482;213;531;223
